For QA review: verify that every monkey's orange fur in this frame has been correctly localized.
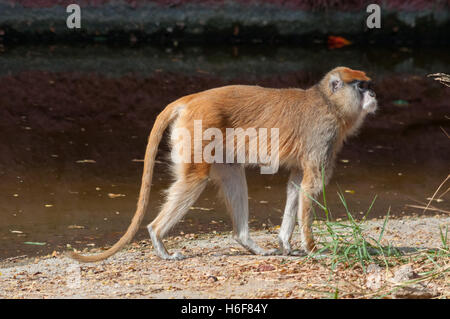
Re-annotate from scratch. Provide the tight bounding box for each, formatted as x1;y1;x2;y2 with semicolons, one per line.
339;67;371;83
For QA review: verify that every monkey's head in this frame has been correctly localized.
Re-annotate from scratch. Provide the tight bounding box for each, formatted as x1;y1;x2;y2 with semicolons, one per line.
321;66;378;116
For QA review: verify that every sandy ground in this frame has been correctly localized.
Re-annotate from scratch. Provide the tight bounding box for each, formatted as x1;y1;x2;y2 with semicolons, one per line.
0;215;449;299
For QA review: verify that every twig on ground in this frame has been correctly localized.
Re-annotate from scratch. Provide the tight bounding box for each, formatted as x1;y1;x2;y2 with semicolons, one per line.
406;204;450;214
422;175;450;214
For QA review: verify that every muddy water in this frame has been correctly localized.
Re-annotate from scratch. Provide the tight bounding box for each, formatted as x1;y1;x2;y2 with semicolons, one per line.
0;44;449;259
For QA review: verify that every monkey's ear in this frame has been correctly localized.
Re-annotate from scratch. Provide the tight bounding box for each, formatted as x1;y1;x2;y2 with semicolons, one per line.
329;74;343;93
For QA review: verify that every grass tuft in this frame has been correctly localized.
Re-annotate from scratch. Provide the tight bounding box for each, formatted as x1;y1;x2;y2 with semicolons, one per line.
296;169;401;272
293;168;449;298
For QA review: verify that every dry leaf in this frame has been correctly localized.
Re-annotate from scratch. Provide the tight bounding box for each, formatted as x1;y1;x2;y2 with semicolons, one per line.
68;225;85;229
189;206;213;211
108;193;126;198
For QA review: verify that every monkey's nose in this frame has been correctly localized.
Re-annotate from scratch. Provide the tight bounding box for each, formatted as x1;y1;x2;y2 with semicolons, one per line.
369;90;376;97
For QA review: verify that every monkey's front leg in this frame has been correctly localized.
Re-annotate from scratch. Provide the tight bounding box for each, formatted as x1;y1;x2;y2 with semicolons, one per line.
276;170;303;255
298;177;320;254
299;194;316;253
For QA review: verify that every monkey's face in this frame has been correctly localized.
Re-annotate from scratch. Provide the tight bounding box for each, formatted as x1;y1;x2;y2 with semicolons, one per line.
328;70;377;116
352;80;377;114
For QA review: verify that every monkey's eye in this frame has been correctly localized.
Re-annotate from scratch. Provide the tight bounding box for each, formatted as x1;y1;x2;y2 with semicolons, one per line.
351;81;363;90
356;81;372;91
358;81;366;89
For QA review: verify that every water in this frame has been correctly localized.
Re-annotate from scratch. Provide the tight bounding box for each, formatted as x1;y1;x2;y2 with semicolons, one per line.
0;44;448;259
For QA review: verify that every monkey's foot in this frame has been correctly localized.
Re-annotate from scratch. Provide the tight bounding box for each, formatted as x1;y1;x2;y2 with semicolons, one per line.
263;239;306;256
148;225;186;260
289;249;307;256
168;251;186;260
261;248;283;256
233;235;273;256
302;239;317;253
159;251;186;260
250;246;278;256
276;238;293;256
302;243;329;258
269;247;306;256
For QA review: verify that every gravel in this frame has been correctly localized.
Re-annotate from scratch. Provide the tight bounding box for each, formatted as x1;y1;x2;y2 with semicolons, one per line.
0;215;448;299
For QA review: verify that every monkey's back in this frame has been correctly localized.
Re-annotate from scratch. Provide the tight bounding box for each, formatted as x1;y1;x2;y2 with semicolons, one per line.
172;85;338;167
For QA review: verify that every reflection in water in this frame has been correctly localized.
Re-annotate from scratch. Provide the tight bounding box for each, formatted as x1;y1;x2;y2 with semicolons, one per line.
0;44;448;259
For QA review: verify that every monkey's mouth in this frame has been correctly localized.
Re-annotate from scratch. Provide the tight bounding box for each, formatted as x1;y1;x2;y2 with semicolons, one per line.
361;89;377;114
363;99;378;114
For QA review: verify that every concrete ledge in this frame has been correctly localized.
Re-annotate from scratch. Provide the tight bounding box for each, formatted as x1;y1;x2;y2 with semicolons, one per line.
0;1;448;45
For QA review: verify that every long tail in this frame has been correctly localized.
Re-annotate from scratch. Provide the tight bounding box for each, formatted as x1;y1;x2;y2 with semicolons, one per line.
69;103;178;262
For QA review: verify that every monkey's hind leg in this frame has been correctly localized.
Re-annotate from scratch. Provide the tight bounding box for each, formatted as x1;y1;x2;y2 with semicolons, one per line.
211;164;271;256
147;166;208;260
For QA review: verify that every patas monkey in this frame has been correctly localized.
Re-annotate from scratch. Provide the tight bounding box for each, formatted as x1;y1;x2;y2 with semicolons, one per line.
70;66;377;262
